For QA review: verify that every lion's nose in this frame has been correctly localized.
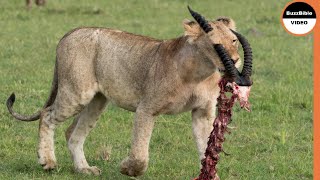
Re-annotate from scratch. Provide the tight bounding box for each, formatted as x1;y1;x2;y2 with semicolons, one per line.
233;58;239;63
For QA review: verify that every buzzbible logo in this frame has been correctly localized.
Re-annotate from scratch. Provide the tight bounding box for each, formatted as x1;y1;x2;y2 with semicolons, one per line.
281;1;316;36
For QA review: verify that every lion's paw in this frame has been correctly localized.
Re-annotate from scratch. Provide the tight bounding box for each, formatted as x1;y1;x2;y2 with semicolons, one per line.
76;166;101;176
39;158;57;170
120;157;148;177
38;149;57;171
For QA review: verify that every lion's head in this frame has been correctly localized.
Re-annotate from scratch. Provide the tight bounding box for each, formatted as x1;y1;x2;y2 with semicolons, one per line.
183;6;253;86
183;17;241;71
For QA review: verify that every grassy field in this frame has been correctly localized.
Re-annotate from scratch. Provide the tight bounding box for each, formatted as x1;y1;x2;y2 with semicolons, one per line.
0;0;313;179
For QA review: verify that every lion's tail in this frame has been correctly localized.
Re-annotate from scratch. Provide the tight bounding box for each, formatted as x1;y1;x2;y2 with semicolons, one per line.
6;61;58;122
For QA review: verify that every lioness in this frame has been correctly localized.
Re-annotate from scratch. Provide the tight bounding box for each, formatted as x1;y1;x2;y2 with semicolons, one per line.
7;7;250;177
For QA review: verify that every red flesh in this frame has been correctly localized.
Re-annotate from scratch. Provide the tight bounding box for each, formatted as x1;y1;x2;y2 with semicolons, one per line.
195;78;251;180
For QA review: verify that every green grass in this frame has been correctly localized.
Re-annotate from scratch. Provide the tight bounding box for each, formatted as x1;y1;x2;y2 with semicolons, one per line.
0;0;313;179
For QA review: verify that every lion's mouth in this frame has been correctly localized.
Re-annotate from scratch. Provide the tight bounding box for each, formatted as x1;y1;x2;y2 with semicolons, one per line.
218;67;225;73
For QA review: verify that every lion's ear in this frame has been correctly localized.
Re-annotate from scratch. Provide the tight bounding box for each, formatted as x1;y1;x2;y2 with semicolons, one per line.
216;17;236;31
182;19;202;37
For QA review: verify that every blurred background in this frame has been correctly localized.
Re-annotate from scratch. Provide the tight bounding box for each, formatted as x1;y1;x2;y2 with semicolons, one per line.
0;0;313;179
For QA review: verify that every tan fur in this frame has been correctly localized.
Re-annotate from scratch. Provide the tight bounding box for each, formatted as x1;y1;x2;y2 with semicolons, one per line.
11;18;241;176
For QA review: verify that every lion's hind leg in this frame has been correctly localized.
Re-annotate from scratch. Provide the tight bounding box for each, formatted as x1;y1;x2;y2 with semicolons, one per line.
38;90;96;171
66;93;108;175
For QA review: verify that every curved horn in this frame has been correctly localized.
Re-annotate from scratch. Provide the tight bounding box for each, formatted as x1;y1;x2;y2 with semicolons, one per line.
214;44;239;80
214;43;252;86
187;6;213;33
231;30;252;78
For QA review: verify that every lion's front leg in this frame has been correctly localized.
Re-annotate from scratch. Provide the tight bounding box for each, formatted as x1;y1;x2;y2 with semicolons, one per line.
192;102;216;163
120;109;155;177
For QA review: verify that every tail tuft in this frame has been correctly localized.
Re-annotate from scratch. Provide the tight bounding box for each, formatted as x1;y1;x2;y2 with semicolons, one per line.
6;93;16;108
6;92;40;122
7;59;58;122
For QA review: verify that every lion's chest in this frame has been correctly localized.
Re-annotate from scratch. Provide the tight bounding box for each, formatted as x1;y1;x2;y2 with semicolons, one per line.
153;85;219;116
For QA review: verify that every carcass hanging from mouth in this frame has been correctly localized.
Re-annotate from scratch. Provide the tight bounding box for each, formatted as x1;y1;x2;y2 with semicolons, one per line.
187;6;253;180
195;79;251;180
228;82;251;112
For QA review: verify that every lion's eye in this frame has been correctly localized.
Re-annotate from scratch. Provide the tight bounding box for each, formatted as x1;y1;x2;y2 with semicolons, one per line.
232;39;237;43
